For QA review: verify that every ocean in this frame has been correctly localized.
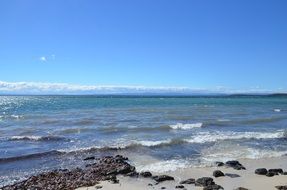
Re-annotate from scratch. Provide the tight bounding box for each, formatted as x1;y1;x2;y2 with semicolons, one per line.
0;95;286;186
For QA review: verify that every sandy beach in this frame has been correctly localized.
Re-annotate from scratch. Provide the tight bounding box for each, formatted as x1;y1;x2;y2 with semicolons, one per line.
77;156;287;190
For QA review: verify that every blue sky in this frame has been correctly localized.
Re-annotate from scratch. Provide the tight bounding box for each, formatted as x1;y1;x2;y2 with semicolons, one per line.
0;0;287;94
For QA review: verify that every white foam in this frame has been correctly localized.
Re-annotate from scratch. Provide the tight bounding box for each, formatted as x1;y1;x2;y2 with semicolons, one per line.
137;159;190;173
202;147;287;163
170;123;203;130
246;148;287;159
10;115;23;119
57;146;103;153
274;109;281;112
10;136;42;141
137;140;171;146
58;139;172;153
185;131;285;144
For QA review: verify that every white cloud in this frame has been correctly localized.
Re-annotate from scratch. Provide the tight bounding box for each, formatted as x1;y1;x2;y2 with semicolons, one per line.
39;55;56;62
0;81;194;94
39;56;47;62
0;81;285;95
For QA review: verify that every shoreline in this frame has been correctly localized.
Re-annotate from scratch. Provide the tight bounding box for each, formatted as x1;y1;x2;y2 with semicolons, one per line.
2;155;287;190
77;156;287;190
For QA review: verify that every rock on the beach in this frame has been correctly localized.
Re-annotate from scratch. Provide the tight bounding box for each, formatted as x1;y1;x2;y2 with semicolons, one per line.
83;156;96;161
106;174;119;184
266;172;275;177
176;185;185;189
225;173;241;178
140;171;152;178
195;177;215;187
276;186;287;190
283;172;287;175
116;165;135;174
215;161;224;167
125;171;139;177
179;178;195;184
1;155;134;190
235;187;249;190
268;169;283;175
225;160;246;170
115;154;128;161
213;170;225;177
203;184;224;190
255;168;268;175
152;175;175;183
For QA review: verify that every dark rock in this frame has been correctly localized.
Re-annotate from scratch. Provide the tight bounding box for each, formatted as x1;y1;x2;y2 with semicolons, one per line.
234;188;249;190
148;183;153;186
176;185;185;188
152;175;175;183
1;155;133;190
125;171;139;177
95;185;103;189
116;165;135;174
111;178;119;184
203;184;224;190
195;177;215;187
268;169;283;175
213;170;225;177
107;175;119;184
161;187;166;189
83;156;95;161
215;161;224;167
282;172;287;175
255;168;268;175
266;172;275;177
235;165;246;170
225;160;246;170
225;173;241;178
276;186;287;190
225;160;240;166
115;155;128;161
180;178;195;184
106;169;117;175
140;171;152;177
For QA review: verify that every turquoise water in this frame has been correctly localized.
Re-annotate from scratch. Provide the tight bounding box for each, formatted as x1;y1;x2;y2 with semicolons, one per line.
0;95;287;186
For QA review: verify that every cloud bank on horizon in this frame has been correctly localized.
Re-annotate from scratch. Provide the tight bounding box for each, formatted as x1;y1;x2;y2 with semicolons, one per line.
0;81;285;95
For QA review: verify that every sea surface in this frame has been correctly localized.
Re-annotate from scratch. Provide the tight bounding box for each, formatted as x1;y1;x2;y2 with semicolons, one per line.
0;95;287;186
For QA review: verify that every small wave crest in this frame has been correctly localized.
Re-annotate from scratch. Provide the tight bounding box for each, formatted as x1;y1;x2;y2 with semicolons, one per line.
185;130;285;144
58;139;185;154
169;122;203;130
0;115;24;120
8;135;68;142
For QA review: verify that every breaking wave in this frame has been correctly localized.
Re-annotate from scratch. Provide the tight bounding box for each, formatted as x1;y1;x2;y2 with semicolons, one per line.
169;122;203;130
1;130;285;164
